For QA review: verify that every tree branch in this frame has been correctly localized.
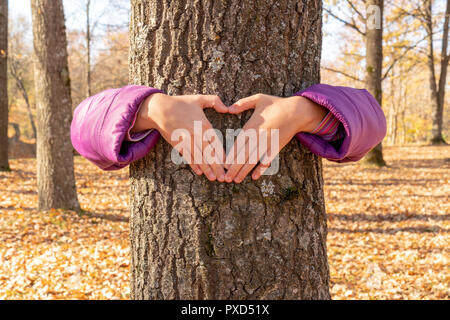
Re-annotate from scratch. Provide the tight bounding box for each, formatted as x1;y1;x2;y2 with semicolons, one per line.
382;35;429;81
346;0;366;22
324;8;366;36
321;66;364;82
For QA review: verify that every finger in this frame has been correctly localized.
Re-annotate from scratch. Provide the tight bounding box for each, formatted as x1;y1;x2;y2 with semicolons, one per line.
193;128;225;182
252;162;271;180
224;141;245;182
224;135;238;171
199;95;228;113
191;164;203;176
228;94;263;114
233;148;259;184
202;131;226;182
183;152;203;176
224;131;248;181
224;130;242;171
173;137;203;176
235;132;271;182
252;148;279;180
225;138;258;183
192;139;216;181
224;124;256;171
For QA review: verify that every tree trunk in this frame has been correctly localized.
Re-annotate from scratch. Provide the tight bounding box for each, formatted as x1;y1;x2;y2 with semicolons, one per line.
85;0;92;98
0;0;8;171
129;0;329;300
438;0;449;113
364;0;386;165
31;0;80;211
424;0;444;144
430;0;449;144
10;59;37;139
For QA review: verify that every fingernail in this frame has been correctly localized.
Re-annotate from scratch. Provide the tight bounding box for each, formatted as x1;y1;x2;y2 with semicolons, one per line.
209;173;216;180
225;175;233;183
219;174;225;181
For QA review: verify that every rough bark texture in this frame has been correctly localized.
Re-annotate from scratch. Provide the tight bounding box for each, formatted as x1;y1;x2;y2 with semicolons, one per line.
31;0;80;211
364;0;386;166
0;0;8;171
129;0;329;300
427;0;449;145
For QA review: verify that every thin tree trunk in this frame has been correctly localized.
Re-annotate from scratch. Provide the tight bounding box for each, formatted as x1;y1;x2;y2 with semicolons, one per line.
425;0;442;144
388;70;396;146
86;0;92;98
438;0;450;108
22;86;37;140
0;0;9;171
400;73;407;145
364;0;387;165
31;0;80;211
10;60;37;139
129;0;329;300
433;0;449;144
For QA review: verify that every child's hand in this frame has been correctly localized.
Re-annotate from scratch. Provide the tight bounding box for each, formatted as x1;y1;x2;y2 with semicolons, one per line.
132;93;228;182
224;94;327;183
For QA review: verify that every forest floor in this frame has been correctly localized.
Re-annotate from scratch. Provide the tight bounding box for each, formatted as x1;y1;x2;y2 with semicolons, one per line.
0;145;448;300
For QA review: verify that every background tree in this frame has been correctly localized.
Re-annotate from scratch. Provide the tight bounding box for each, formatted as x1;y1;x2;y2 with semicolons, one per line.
424;0;449;144
9;58;37;140
31;0;80;210
66;0;130;107
8;16;36;140
129;0;329;299
325;0;387;166
365;0;386;167
85;0;92;98
365;0;386;165
324;0;449;146
0;0;8;171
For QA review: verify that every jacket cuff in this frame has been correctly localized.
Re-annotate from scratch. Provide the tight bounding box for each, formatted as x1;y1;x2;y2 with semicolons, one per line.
125;100;154;142
293;84;386;163
101;86;164;168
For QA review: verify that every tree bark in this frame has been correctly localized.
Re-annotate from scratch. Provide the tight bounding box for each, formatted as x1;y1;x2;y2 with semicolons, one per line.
0;0;8;171
129;0;329;300
364;0;386;165
438;0;449;113
31;0;80;211
428;0;449;144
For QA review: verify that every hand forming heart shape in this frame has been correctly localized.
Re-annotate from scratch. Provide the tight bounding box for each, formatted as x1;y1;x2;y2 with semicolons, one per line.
131;93;327;183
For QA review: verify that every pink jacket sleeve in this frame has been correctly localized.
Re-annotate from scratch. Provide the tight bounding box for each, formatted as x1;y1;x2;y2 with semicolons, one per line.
294;84;387;163
70;85;163;170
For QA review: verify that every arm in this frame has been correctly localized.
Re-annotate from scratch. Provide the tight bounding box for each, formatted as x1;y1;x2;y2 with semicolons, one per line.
71;86;229;181
224;84;387;183
294;84;387;163
71;85;163;171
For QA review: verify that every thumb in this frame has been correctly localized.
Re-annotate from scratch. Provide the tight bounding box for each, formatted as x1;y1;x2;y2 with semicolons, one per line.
228;94;263;114
199;95;229;113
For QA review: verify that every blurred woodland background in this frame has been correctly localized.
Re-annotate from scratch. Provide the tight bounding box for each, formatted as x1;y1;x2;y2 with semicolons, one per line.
0;0;448;299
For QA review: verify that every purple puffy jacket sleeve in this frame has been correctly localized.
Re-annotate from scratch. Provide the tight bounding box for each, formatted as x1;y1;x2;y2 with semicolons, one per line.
71;85;163;171
294;84;387;163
